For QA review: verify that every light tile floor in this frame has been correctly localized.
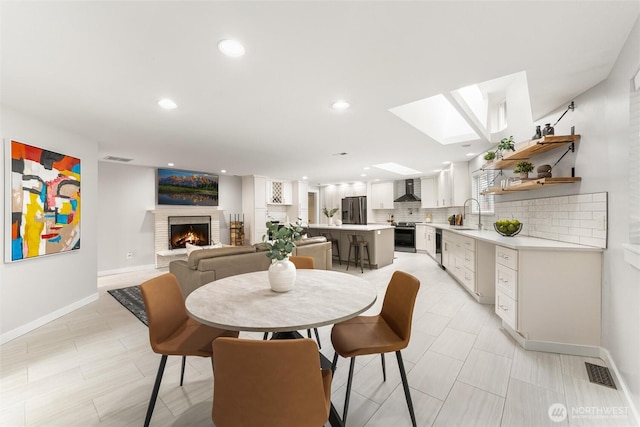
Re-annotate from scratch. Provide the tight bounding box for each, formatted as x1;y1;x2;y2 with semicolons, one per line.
0;252;635;426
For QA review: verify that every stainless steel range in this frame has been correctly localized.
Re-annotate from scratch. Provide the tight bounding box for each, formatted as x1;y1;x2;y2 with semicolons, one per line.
394;222;416;253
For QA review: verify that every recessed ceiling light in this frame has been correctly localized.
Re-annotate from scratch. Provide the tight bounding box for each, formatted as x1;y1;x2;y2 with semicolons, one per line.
221;169;227;173
167;162;174;167
302;176;308;180
331;100;350;111
158;99;177;110
466;152;476;156
442;161;451;165
361;173;367;177
218;39;245;58
363;167;370;170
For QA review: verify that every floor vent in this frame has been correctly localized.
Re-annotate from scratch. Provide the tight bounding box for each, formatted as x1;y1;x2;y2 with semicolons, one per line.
585;362;616;389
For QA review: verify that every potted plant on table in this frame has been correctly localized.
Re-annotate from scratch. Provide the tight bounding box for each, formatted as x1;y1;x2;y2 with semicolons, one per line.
262;220;304;292
323;207;339;226
514;161;535;179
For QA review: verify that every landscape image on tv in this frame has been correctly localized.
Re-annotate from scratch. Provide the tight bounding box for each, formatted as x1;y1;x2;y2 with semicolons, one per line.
157;168;219;206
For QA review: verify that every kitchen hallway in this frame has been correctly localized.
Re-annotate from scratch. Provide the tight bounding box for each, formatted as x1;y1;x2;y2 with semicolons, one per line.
0;252;633;426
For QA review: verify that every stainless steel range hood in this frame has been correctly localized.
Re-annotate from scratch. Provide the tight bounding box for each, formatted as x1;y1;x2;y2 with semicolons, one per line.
394;179;421;202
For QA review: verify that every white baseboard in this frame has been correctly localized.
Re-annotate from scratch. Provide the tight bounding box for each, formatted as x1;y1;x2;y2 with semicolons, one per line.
0;292;99;345
599;347;640;426
97;264;157;277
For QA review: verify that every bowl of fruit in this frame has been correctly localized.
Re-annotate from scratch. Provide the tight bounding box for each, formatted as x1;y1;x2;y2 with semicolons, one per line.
494;219;523;237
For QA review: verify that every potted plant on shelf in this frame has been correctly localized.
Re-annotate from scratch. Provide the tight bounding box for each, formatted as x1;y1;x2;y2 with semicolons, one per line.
263;220;304;292
484;151;496;162
323;207;339;226
514;161;535;179
496;136;516;159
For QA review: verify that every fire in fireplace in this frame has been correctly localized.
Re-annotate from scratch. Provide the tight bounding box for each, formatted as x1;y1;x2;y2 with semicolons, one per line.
169;223;210;249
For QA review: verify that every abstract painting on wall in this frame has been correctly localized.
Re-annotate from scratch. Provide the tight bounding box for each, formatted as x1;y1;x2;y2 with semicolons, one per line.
9;140;81;261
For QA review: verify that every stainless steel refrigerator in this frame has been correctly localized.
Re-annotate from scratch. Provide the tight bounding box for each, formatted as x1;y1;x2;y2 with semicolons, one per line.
341;196;367;225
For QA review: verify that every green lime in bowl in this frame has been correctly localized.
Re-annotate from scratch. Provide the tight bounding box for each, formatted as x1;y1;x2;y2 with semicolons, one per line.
494;219;523;237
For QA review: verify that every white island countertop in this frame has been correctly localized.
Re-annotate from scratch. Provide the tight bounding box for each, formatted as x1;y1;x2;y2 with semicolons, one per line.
308;223;394;231
422;223;602;251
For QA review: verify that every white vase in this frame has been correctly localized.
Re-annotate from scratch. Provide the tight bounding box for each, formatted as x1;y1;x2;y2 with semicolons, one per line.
268;258;297;292
328;217;334;226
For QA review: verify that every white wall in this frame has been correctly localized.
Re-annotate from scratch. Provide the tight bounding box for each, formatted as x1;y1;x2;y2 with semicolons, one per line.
1;106;99;342
97;162;243;274
97;161;156;274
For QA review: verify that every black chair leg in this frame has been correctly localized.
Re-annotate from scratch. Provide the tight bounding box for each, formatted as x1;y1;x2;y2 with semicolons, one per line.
313;328;322;349
144;355;167;427
307;329;312;338
346;244;353;271
263;332;269;340
366;246;372;270
331;352;339;375
180;356;186;386
396;351;417;427
343;357;356;423
381;353;386;381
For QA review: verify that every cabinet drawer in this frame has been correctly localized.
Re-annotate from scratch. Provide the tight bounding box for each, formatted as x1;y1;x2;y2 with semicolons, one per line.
496;246;518;270
495;291;517;330
464;249;475;271
496;264;517;300
462;268;475;293
460;235;475;252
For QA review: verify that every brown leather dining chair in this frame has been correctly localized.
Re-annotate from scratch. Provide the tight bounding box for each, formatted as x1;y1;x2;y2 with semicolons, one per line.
263;256;323;347
330;270;420;427
139;273;238;427
212;337;332;427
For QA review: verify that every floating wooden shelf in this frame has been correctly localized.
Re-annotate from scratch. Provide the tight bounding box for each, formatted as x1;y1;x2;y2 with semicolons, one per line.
482;134;581;171
481;177;582;195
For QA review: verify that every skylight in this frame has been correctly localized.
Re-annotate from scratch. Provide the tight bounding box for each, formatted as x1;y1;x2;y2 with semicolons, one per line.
373;162;422;175
388;94;479;145
455;84;488;129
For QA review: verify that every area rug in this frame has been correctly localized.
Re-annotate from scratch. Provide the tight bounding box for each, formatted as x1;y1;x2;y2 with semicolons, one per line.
107;286;148;326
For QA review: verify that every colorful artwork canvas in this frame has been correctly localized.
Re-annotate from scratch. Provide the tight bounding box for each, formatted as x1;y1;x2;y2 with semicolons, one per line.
10;140;81;261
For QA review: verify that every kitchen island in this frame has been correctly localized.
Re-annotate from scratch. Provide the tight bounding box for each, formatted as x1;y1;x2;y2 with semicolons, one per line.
308;224;394;269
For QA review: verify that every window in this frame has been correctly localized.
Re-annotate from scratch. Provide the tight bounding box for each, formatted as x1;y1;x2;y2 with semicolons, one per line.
497;99;508;131
472;170;497;214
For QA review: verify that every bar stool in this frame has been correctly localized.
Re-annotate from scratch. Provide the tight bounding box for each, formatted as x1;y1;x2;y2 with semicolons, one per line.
346;234;371;273
320;232;341;266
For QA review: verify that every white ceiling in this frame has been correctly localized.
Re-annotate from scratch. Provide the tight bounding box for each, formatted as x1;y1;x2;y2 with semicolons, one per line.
2;1;638;185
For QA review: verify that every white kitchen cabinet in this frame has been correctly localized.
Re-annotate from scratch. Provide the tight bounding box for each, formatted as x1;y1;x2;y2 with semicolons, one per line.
436;162;470;207
415;224;427;251
288;180;309;224
266;180;293;205
443;230;495;303
371;182;395;209
494;245;602;348
425;226;436;258
420;177;437;208
242;175;269;245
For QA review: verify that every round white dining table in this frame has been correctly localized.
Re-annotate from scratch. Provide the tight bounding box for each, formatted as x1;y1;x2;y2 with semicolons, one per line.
185;269;377;333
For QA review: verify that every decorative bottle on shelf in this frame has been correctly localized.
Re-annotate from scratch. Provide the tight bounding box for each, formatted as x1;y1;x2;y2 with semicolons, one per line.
533;125;542;140
542;123;554;136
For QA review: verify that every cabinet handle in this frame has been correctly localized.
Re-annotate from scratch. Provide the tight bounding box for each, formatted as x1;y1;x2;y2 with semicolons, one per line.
499;305;509;311
499;254;510;260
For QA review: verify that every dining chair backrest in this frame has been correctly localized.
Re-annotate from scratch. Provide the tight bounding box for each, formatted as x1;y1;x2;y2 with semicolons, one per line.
380;271;420;345
289;255;314;269
212;337;331;427
140;273;189;352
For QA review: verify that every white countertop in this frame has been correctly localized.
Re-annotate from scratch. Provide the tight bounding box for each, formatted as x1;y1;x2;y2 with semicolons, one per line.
422;223;602;251
309;224;394;231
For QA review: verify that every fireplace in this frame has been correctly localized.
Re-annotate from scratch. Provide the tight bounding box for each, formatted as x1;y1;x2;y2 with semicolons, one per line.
168;216;211;249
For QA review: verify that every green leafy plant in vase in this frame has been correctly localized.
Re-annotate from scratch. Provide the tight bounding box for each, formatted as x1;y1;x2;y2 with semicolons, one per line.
496;136;516;159
323;207;339;225
484;151;496;161
514;161;535;179
262;220;304;292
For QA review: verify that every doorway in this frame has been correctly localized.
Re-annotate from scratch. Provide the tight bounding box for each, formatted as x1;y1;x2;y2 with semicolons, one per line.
308;192;317;224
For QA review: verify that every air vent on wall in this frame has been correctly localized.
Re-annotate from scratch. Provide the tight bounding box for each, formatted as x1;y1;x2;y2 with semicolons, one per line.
104;156;133;162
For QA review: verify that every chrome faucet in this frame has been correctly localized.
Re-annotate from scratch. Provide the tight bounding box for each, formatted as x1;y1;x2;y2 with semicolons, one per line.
463;198;482;230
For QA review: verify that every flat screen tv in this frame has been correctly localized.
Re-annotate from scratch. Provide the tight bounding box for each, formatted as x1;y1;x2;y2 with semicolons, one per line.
157;168;219;206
